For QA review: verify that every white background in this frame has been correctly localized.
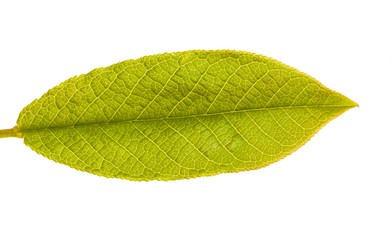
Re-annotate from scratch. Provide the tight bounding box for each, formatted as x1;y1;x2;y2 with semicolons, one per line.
0;1;391;239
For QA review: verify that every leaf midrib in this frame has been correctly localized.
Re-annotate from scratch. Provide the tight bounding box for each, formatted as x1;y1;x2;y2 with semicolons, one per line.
20;104;356;133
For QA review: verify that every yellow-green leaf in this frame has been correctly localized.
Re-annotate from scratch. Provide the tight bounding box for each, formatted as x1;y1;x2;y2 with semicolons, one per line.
1;50;357;181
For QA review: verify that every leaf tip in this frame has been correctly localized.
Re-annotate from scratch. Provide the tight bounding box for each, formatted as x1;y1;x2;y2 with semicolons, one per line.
347;98;359;108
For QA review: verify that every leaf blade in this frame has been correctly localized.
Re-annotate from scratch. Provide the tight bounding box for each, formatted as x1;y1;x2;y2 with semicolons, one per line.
17;50;357;180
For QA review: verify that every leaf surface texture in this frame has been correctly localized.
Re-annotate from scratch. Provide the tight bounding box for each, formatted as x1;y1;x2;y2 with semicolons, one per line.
17;50;357;180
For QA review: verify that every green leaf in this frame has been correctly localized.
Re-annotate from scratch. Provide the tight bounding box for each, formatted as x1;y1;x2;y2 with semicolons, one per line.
4;50;357;181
